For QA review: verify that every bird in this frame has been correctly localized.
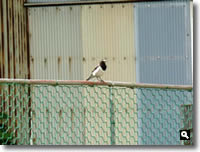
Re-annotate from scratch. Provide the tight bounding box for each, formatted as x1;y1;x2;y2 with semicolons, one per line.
86;59;107;82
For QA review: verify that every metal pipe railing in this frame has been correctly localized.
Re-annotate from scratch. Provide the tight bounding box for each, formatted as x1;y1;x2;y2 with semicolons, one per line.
24;0;160;7
0;78;193;90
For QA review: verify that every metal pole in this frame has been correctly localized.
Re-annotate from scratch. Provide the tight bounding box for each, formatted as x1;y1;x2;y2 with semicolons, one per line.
109;87;115;145
24;0;161;8
0;78;193;90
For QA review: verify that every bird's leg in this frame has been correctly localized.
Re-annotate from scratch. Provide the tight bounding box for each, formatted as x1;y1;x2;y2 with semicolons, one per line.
99;77;105;83
96;77;100;81
86;75;93;81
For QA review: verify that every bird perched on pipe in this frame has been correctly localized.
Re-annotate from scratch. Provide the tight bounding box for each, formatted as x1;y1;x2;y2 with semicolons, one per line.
86;59;107;82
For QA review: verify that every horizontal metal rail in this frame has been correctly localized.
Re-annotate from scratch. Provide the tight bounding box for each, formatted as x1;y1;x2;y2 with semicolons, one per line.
0;78;193;90
24;0;160;7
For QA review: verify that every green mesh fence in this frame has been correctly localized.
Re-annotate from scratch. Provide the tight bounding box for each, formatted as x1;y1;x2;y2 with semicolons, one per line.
0;80;193;145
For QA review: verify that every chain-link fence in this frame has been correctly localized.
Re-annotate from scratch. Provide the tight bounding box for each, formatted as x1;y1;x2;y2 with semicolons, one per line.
180;104;193;145
0;79;193;145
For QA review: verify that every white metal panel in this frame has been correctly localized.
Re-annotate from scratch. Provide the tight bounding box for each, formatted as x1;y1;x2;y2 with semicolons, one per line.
28;6;83;80
28;6;84;145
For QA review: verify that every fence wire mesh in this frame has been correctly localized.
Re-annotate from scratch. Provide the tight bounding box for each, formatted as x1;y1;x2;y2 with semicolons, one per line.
0;80;193;145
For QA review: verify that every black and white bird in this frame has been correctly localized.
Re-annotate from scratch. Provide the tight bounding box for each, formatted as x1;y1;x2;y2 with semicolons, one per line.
86;59;107;82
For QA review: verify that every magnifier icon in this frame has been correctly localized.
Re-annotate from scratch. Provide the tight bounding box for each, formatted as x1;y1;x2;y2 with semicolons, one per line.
181;131;189;139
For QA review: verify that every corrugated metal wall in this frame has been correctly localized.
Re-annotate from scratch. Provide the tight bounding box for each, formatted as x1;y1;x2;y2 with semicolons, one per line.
82;4;135;82
28;3;137;145
134;0;192;145
27;0;192;145
134;1;192;85
28;5;84;144
0;0;30;145
28;4;135;82
28;6;83;80
27;0;132;2
1;0;192;145
81;4;136;144
27;0;80;2
0;0;29;79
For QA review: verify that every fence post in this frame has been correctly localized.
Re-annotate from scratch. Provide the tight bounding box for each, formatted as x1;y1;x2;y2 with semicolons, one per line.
180;104;193;145
109;86;115;145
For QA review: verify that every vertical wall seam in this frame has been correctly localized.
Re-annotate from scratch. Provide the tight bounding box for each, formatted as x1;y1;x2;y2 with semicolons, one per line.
12;0;16;79
6;0;10;78
0;0;5;78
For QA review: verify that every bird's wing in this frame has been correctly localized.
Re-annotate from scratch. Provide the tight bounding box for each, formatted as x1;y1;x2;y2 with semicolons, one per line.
91;65;99;73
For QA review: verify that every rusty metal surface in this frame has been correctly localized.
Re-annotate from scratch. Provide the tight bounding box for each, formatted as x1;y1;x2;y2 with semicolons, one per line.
0;0;29;79
0;0;30;145
28;6;83;80
28;3;135;82
0;0;193;145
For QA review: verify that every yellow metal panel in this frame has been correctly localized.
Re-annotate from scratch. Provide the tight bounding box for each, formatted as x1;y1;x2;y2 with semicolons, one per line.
82;4;136;82
81;4;137;145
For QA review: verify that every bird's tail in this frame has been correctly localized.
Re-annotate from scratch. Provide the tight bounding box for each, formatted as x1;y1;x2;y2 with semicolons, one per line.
86;75;93;81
